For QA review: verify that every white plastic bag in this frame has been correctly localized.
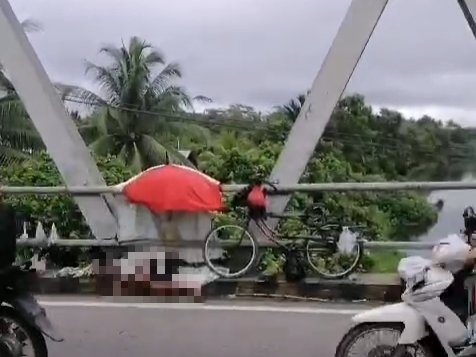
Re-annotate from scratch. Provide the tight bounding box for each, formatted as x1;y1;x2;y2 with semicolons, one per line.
337;226;357;255
431;233;470;273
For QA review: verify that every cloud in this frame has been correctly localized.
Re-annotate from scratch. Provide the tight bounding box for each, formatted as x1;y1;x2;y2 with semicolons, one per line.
7;0;476;124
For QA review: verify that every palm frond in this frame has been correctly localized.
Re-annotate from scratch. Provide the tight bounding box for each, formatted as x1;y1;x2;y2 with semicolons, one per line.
89;135;118;156
130;111;164;136
127;36;164;68
149;62;182;93
83;61;122;104
128;36;152;53
193;95;213;104
56;84;106;107
155;86;194;111
137;134;167;166
0;95;27;120
81;108;126;137
280;93;308;122
0;146;32;166
143;50;166;68
102;108;127;134
99;45;126;64
130;142;144;173
139;134;196;168
0;88;43;159
0;127;44;151
166;122;212;144
78;122;100;144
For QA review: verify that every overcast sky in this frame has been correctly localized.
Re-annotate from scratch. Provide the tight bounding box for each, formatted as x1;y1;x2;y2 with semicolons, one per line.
8;0;476;125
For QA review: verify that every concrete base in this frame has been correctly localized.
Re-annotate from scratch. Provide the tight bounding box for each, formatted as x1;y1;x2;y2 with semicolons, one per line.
204;275;402;302
30;273;404;303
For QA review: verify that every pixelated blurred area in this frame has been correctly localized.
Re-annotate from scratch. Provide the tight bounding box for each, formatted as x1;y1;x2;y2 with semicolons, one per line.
93;247;205;302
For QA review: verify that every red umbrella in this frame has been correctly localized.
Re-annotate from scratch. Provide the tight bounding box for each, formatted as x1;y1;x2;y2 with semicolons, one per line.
117;164;225;214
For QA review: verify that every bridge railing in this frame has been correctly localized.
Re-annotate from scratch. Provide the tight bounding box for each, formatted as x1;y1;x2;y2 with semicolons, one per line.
5;180;471;250
2;180;476;194
16;227;438;250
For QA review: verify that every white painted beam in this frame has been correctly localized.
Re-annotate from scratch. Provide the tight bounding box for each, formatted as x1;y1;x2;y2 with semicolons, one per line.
265;0;389;229
0;0;118;238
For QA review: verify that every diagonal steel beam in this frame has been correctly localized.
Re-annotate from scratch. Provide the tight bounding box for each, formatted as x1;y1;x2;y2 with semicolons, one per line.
0;0;118;239
264;0;389;230
458;0;476;38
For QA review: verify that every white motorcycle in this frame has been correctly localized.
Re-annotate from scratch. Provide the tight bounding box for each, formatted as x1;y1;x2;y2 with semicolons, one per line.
335;234;476;357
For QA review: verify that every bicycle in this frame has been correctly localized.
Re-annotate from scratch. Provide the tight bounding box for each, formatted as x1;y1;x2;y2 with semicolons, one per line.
202;181;365;279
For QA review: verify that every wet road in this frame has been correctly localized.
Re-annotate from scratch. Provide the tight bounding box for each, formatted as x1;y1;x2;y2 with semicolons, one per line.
40;297;370;357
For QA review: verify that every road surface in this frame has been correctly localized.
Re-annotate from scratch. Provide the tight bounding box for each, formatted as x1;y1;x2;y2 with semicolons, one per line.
39;296;376;357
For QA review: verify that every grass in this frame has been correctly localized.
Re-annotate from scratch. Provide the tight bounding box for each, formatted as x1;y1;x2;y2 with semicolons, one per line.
367;249;406;273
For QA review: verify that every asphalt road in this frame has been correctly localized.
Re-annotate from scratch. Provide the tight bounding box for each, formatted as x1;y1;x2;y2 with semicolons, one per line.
39;297;372;357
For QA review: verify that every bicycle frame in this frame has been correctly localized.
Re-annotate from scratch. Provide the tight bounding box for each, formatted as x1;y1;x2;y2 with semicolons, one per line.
253;217;288;248
206;200;366;278
247;215;354;252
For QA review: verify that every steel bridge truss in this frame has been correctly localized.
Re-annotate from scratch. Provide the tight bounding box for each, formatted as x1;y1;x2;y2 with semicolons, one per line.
1;0;476;241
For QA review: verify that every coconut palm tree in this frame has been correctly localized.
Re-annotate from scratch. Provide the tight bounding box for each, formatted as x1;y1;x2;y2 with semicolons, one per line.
280;93;308;122
59;36;211;172
0;19;44;164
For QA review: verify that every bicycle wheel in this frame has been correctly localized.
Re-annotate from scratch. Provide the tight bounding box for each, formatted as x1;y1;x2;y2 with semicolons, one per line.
305;237;362;279
203;224;258;278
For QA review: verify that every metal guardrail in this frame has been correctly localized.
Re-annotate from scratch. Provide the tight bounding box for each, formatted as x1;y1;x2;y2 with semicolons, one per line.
17;238;115;247
16;221;437;250
5;180;463;249
2;180;476;194
16;237;437;250
364;241;434;250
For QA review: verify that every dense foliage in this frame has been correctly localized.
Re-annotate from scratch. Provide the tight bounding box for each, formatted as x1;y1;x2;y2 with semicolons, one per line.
193;94;476;273
0;152;133;238
196;94;476;243
2;35;476;271
1;152;133;266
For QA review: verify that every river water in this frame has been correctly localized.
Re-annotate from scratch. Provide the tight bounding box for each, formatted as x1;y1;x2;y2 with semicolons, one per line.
412;176;476;257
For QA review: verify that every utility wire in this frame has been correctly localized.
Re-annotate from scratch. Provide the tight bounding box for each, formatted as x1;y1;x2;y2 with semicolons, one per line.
62;95;476;159
63;94;475;145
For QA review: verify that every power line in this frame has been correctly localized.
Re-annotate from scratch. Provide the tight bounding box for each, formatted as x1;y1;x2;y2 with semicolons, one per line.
63;95;265;131
62;95;476;159
62;94;474;146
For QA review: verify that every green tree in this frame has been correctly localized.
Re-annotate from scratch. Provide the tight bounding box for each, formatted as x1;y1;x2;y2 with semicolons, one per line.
60;36;211;172
0;152;133;238
196;94;449;274
1;152;134;268
280;93;307;122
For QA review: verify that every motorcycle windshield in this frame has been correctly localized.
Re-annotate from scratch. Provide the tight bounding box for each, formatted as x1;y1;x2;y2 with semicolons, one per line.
403;267;454;302
12;294;64;342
